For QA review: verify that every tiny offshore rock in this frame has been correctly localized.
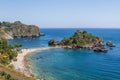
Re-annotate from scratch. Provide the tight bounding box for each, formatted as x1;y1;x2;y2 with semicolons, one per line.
106;40;115;47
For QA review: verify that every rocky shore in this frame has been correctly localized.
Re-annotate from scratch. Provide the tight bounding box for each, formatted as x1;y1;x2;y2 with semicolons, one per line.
0;21;44;39
11;47;60;79
48;30;115;53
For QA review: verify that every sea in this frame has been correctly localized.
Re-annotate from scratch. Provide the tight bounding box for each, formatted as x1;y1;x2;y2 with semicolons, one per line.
9;28;120;80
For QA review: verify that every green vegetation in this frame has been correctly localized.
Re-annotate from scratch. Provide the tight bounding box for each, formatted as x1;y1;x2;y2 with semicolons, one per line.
0;40;36;80
14;44;22;48
0;21;40;80
49;30;109;52
0;22;11;27
0;71;18;80
0;21;40;39
0;64;36;80
0;39;22;65
48;30;103;48
61;30;97;47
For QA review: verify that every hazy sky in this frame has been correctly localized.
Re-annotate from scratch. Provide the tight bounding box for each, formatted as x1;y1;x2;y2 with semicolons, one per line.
0;0;120;28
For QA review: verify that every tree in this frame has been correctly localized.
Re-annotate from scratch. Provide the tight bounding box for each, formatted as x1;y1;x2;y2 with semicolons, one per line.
1;21;11;27
0;22;1;25
0;39;21;65
14;43;22;48
0;71;6;76
6;74;11;79
83;31;87;34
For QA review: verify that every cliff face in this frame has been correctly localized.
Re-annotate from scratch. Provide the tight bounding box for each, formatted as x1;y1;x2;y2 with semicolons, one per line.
0;21;41;39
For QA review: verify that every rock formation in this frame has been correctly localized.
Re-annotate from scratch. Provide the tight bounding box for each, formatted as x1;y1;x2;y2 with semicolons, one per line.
0;21;43;39
48;30;115;53
106;40;115;47
48;39;58;46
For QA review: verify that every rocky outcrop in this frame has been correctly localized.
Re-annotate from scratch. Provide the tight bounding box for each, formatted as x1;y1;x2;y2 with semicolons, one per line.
48;30;115;53
106;40;115;47
0;29;13;39
0;21;43;39
93;47;108;53
48;39;58;46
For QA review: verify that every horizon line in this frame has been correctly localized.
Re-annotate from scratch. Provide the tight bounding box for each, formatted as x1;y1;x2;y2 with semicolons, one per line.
40;27;120;29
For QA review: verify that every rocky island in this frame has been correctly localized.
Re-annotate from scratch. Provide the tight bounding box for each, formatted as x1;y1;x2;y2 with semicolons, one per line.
0;21;44;39
48;30;115;53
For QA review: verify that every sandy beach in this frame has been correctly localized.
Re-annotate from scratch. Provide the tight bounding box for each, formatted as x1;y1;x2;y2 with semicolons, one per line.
11;47;60;77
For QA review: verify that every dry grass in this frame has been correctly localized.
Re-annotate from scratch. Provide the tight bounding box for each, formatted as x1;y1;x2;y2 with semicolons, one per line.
0;64;37;80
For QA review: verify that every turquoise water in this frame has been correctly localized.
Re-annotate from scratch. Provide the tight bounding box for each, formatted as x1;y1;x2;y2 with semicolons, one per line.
9;28;120;80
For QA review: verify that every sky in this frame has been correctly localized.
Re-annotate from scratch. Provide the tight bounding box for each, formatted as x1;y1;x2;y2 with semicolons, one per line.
0;0;120;28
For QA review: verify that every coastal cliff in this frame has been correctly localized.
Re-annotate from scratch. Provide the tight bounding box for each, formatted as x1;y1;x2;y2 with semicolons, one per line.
48;30;115;53
0;21;42;39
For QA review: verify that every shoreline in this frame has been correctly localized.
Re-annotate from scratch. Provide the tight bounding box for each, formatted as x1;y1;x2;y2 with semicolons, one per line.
11;46;61;78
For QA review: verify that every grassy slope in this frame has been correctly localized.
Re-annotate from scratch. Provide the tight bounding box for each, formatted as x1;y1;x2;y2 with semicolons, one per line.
0;64;36;80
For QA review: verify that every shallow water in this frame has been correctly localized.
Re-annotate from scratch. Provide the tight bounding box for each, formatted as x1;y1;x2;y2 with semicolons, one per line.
9;28;120;80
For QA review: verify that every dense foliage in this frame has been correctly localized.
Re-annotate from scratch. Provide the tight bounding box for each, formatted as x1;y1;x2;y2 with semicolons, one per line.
61;30;100;47
0;39;22;65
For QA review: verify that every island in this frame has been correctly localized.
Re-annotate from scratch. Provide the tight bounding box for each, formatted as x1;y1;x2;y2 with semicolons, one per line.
48;30;115;53
0;21;44;39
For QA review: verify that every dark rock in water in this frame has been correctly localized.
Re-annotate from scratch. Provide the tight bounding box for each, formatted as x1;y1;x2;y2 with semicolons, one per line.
48;39;59;46
93;47;108;53
106;40;115;47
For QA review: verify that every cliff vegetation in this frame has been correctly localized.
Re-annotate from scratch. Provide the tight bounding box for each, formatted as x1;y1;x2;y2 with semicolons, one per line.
0;21;41;39
48;30;115;53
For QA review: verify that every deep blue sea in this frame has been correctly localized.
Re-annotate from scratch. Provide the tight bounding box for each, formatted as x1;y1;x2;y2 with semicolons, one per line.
9;28;120;80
